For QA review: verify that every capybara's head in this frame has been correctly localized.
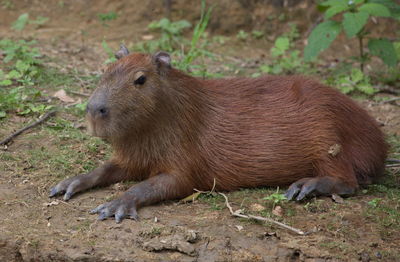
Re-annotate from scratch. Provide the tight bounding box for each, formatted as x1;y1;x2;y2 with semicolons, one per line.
86;45;172;140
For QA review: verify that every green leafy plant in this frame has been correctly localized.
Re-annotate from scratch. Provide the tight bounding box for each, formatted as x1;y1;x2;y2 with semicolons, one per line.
263;188;287;209
101;40;117;64
12;13;29;31
142;18;191;52
258;28;312;75
0;39;54;117
326;68;376;95
98;11;118;21
251;30;264;39
134;0;214;77
236;30;248;41
368;198;382;208
176;0;213;74
305;0;400;70
11;13;49;31
98;11;118;26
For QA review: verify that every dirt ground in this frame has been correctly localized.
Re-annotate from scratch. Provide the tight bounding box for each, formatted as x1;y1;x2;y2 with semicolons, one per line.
1;1;400;261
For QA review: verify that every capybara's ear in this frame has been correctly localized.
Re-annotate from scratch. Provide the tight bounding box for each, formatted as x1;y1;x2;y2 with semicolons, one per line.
152;51;171;74
115;44;130;59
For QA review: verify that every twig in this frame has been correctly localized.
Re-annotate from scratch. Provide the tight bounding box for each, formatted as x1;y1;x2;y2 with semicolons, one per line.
69;90;90;97
376;86;400;96
387;158;400;163
386;163;400;168
218;192;306;236
194;178;217;194
0;110;56;146
378;97;400;105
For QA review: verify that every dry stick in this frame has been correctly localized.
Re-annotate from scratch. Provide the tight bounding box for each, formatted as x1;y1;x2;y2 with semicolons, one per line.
69;90;90;97
377;86;400;96
387;158;400;163
0;110;56;146
386;163;400;168
378;97;400;105
218;192;306;236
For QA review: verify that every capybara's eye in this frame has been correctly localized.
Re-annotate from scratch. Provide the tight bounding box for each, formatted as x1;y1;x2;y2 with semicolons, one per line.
134;75;146;86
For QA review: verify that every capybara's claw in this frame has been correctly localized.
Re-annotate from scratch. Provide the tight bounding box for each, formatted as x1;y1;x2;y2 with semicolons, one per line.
49;187;61;197
90;197;138;223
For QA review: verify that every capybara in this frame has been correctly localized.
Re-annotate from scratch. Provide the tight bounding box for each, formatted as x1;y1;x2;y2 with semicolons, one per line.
50;45;387;223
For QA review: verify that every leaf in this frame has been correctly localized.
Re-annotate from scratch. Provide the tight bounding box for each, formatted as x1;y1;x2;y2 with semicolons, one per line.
320;0;347;7
275;37;290;50
259;65;271;73
350;68;364;82
357;84;377;94
368;38;398;67
16;60;30;72
12;13;29;31
358;3;391;17
0;79;12;86
304;21;341;61
54;89;75;103
369;0;400;19
180;192;201;203
325;4;349;19
271;37;290;57
343;11;369;37
7;70;22;79
0;111;6;118
339;84;354;94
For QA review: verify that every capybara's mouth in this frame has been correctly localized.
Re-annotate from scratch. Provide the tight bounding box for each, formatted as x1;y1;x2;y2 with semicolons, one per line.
86;115;109;139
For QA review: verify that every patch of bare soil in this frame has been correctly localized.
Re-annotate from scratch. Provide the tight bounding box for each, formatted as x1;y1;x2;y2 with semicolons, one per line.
1;1;399;262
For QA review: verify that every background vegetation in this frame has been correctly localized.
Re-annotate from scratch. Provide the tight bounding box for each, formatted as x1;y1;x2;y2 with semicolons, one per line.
0;0;399;261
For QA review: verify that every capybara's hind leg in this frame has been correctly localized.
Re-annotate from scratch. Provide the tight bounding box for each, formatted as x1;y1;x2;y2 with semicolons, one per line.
285;160;358;201
285;176;356;201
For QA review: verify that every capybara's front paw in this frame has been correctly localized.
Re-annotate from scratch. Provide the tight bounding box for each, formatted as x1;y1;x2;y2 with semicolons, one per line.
90;196;138;223
49;174;87;201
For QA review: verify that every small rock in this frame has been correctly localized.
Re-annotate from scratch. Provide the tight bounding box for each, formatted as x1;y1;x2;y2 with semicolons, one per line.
185;230;198;243
331;194;344;203
43;200;60;207
359;251;370;262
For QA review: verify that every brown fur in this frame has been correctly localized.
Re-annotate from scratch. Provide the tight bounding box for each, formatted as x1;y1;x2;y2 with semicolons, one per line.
88;53;388;198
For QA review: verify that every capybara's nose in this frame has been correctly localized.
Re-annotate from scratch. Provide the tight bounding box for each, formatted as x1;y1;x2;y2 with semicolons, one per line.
86;102;109;118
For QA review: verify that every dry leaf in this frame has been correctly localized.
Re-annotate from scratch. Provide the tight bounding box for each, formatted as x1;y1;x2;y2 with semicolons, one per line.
142;34;154;40
54;89;75;103
180;192;201;203
235;225;243;231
